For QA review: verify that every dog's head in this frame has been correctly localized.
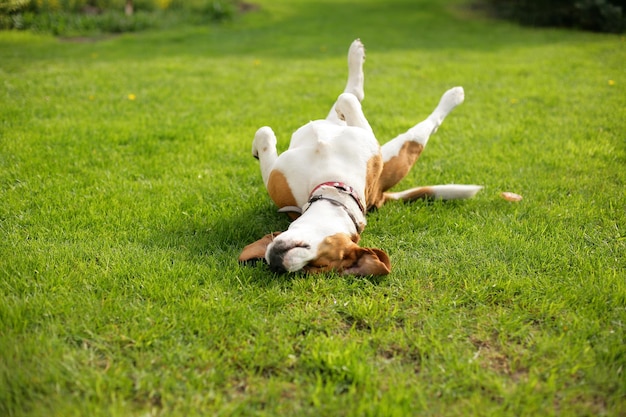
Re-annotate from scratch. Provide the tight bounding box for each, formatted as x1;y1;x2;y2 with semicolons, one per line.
239;229;390;276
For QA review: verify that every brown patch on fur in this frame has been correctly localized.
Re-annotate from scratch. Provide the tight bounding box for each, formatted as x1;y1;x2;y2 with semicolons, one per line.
379;141;425;193
364;153;385;210
303;233;390;276
383;186;435;203
267;170;299;219
239;232;282;263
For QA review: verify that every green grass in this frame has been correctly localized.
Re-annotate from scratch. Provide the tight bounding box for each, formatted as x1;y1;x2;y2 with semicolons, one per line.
1;0;625;415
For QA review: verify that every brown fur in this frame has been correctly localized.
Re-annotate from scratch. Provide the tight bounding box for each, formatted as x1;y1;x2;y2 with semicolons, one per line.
303;233;391;276
239;232;281;262
379;142;425;193
267;170;299;220
364;153;386;210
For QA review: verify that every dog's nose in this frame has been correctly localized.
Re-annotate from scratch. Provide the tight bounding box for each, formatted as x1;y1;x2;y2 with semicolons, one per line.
267;240;310;273
267;240;290;273
268;261;287;273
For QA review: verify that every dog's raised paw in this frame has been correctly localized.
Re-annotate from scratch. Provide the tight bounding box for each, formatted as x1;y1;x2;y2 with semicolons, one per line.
348;38;366;64
335;93;360;123
440;86;465;111
252;126;277;159
346;39;365;101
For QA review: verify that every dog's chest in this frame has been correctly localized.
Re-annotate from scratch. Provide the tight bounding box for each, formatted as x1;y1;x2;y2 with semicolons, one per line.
268;120;380;208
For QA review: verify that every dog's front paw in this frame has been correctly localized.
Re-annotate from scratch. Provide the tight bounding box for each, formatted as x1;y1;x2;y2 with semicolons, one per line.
335;93;359;122
252;126;277;159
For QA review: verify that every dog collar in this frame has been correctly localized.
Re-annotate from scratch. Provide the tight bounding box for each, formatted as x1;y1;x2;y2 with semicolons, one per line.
301;182;367;233
308;182;366;214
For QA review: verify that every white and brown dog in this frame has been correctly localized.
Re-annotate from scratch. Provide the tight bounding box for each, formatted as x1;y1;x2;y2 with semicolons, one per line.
239;39;481;276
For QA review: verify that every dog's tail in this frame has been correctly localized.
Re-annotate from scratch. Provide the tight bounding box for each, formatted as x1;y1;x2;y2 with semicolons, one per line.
383;184;482;202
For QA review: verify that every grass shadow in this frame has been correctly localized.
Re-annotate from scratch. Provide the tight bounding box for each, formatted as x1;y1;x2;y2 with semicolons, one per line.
165;207;284;252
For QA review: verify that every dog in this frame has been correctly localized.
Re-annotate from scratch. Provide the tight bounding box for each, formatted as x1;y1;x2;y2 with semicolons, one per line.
239;39;482;276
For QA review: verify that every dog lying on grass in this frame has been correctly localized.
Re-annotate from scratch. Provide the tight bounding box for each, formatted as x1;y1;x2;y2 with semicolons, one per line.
239;39;481;276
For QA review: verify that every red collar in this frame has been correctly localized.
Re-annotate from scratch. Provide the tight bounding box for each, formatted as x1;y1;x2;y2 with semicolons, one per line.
309;182;366;214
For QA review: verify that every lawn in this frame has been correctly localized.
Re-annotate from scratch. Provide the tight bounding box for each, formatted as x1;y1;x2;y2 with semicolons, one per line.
1;0;625;415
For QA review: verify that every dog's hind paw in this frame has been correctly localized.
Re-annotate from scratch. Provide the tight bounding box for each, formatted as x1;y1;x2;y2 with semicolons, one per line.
438;86;465;114
348;38;366;66
346;39;365;102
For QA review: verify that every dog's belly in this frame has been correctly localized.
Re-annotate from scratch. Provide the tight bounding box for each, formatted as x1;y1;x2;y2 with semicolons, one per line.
269;120;379;208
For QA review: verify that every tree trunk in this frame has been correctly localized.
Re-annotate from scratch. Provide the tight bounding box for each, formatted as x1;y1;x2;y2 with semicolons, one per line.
125;0;134;16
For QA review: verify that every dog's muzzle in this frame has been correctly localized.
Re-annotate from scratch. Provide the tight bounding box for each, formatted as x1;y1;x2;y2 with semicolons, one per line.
267;240;311;273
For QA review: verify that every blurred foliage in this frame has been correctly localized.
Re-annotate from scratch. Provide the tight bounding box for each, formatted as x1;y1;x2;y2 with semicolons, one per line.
487;0;626;33
0;0;236;34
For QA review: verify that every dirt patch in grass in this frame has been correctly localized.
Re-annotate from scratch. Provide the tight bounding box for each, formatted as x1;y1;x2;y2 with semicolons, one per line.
470;336;528;382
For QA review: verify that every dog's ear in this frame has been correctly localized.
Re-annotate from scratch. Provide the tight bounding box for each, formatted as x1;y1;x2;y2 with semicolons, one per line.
342;247;391;276
238;232;282;264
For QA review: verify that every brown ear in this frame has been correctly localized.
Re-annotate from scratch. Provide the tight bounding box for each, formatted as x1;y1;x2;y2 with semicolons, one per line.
342;247;391;276
238;232;282;264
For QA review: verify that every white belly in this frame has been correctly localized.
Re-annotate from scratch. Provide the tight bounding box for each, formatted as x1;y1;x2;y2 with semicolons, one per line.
274;120;380;207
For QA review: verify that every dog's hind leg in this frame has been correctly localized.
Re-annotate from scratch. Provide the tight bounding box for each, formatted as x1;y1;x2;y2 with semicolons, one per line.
378;86;465;193
326;39;366;124
344;39;366;102
252;126;278;187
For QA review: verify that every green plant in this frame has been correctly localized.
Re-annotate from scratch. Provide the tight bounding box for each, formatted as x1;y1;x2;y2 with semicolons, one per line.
487;0;626;33
0;0;29;13
0;0;234;34
576;0;626;32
